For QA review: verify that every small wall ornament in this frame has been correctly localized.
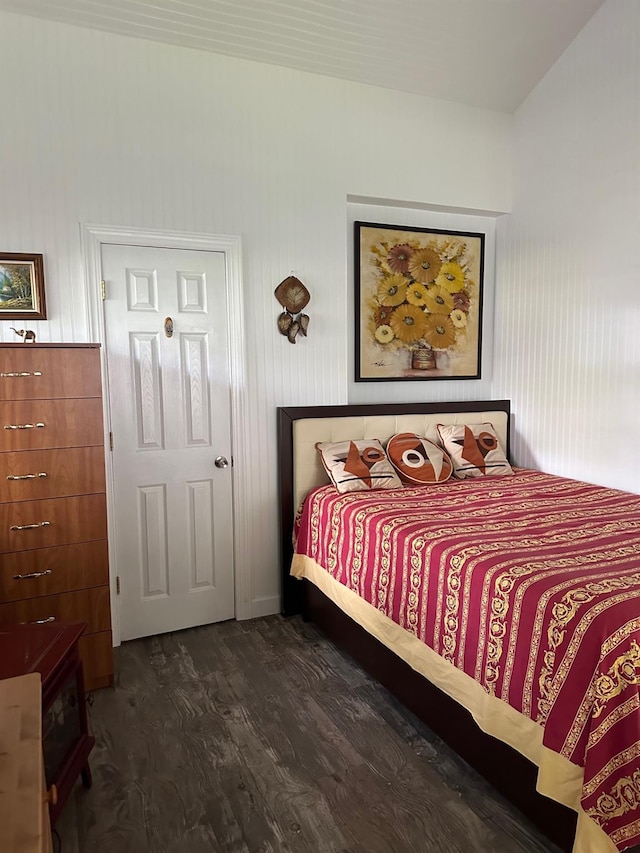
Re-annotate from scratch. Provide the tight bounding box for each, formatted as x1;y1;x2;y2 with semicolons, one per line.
10;327;36;342
275;275;310;344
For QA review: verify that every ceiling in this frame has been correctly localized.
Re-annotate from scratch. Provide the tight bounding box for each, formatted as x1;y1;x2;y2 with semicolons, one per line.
0;0;606;112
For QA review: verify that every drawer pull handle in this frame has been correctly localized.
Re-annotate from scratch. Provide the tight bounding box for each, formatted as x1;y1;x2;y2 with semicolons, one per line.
10;521;52;531
0;371;43;378
7;472;48;481
13;569;52;580
31;616;56;624
4;422;45;430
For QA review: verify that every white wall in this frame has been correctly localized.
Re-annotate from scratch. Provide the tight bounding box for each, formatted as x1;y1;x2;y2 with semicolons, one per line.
0;11;512;616
493;0;640;493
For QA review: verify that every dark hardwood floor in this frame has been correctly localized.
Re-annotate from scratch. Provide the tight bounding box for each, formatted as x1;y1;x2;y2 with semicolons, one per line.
57;616;559;853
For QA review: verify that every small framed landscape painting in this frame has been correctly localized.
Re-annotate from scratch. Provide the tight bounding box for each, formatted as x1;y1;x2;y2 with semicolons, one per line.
0;253;47;320
355;222;484;382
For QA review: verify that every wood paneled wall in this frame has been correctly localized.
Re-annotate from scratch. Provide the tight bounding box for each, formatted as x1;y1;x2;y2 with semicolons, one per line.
0;11;512;615
493;0;640;494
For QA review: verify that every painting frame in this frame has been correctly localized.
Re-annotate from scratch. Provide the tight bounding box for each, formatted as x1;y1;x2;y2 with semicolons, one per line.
355;221;484;382
0;252;47;320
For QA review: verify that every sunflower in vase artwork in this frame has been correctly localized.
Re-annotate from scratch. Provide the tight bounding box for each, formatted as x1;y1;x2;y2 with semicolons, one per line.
361;228;482;378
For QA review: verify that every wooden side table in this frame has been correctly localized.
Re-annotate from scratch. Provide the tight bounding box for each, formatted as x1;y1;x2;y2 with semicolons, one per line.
0;621;95;825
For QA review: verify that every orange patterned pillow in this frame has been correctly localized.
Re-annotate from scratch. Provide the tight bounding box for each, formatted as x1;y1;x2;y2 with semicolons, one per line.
386;433;452;485
316;439;403;493
437;423;513;479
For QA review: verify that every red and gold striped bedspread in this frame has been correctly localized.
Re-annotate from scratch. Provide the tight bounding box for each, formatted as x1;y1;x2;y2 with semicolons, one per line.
294;469;640;850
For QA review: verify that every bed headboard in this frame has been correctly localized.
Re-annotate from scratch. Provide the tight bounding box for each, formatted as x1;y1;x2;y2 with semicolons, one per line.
278;400;511;616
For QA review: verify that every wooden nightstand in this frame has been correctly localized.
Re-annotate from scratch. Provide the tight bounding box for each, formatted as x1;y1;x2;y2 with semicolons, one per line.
0;621;95;825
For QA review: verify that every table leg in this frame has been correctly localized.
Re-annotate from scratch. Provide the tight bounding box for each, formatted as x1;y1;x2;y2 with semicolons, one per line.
80;764;92;789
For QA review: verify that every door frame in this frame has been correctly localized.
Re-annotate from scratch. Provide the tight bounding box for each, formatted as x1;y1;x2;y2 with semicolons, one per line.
81;223;251;644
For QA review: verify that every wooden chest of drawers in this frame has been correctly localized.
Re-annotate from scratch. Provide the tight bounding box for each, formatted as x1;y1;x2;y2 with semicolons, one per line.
0;344;113;690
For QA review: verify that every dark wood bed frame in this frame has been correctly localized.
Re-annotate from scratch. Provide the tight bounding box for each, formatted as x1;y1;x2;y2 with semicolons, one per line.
278;400;577;852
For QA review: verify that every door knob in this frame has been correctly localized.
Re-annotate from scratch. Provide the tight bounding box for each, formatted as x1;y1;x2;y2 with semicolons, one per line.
214;456;229;469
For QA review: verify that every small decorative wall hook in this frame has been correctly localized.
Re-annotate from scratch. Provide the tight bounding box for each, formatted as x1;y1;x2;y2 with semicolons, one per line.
274;276;310;345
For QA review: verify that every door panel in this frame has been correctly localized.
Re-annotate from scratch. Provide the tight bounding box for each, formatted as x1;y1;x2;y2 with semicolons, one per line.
181;334;211;446
102;244;234;641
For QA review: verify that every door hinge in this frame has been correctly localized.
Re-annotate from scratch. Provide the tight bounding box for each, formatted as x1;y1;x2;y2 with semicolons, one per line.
100;280;106;301
109;431;114;451
116;576;121;595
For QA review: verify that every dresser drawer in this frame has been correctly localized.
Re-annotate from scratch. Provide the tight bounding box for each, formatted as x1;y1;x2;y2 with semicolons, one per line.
0;348;101;401
0;541;109;602
0;398;104;451
0;494;107;553
0;446;106;503
0;586;111;634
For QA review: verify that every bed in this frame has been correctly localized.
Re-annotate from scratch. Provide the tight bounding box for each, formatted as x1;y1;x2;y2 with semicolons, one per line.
278;400;640;853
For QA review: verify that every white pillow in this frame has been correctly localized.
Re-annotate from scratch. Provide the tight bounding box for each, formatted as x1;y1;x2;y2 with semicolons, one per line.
437;423;513;479
315;439;402;493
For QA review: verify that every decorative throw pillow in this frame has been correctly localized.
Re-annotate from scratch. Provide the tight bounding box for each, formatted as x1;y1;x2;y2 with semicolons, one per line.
315;439;402;493
386;432;452;485
437;423;513;479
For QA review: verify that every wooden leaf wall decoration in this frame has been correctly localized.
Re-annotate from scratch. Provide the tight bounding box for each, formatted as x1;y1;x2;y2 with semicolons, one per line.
274;276;310;314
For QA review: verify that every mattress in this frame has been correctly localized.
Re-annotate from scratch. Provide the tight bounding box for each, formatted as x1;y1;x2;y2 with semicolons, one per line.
292;468;640;853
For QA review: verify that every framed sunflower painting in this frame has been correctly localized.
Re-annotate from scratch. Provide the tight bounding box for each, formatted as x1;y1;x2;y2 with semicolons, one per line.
355;222;484;381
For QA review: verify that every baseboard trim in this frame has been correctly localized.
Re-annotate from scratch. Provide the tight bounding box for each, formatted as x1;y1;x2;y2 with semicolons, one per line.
249;595;280;619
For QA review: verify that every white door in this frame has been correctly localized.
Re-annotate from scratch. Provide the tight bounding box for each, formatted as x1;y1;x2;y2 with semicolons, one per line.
101;244;235;641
